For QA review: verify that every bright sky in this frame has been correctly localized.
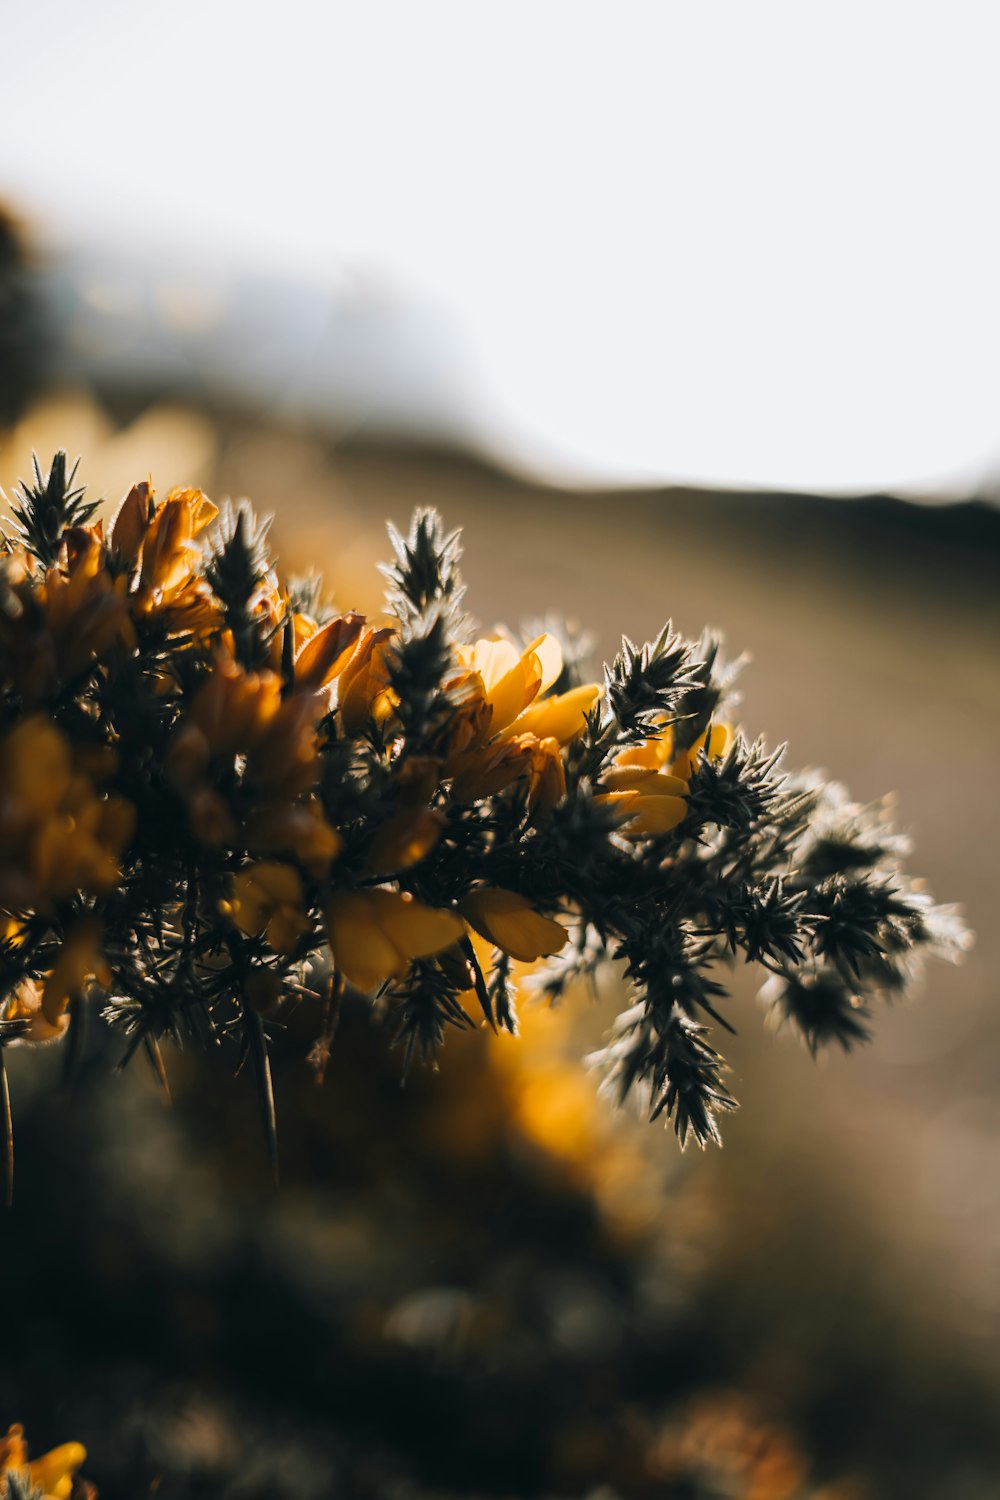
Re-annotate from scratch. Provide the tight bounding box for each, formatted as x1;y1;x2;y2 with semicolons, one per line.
4;1;999;494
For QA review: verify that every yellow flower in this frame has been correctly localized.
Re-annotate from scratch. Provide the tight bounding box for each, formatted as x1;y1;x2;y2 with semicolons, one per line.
505;682;601;745
449;735;535;804
244;688;327;801
185;654;283;760
222;862;310;955
245;797;342;877
446;633;599;803
0;527;131;701
0;717;133;912
454;633;560;736
366;806;444;874
611;715;674;773
598;721;734;836
524;734;567;813
294;611;366;689
137;485;218;600
131;485;222;639
42;525;134;679
30;775;134;903
452;733;567;812
108;477;153;572
324;888;464;992
0;1423;87;1500
166;648;335;853
181;785;238;848
597;767;690;835
0;913;25;948
337;626;397;735
460;887;568;963
453;633;567;737
166;654;285;835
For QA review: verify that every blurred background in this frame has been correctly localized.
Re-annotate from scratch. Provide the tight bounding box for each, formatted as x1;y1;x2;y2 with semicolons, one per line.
2;4;999;1496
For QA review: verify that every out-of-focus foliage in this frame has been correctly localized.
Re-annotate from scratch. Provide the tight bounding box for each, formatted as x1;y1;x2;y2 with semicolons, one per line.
3;989;879;1500
0;454;967;1198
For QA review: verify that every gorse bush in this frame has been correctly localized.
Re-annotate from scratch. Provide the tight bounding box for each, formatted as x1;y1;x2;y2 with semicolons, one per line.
0;452;967;1193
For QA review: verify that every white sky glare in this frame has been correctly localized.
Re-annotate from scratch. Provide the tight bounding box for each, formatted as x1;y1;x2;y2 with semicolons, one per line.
3;1;999;494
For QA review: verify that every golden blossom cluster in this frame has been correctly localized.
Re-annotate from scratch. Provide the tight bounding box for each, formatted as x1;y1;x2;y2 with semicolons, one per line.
0;453;965;1189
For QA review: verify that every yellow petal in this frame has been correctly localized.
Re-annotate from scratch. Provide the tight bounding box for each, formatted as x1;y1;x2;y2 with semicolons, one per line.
367;808;443;872
468;637;520;693
626;793;687;835
706;722;734;760
109;479;152;566
370;888;465;960
249;861;305;907
1;1424;28;1468
526;735;566;812
600;767;689;796
267;905;310;955
594;789;640;815
461;888;568;963
28;1442;87;1497
224;863;306;953
487;654;542;735
245;800;341;877
616;732;672;771
325;892;402;990
295;611;365;688
522;632;563;693
507;683;600;744
221;880;266;938
671;722;734;778
338;627;396;735
325;890;462;991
